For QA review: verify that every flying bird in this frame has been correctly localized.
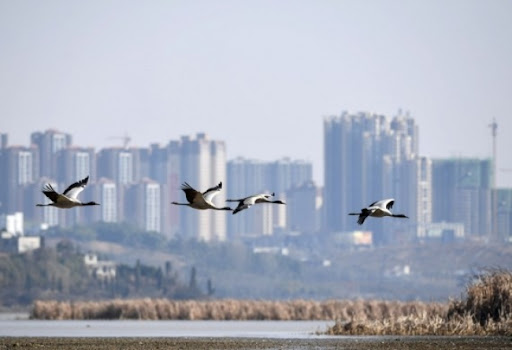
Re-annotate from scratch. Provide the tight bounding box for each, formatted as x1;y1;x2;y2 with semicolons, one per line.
226;192;286;214
36;176;100;209
349;198;408;225
172;182;232;211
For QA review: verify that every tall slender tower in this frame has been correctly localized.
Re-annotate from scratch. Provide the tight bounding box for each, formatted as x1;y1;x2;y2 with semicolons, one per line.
489;119;497;188
489;119;498;241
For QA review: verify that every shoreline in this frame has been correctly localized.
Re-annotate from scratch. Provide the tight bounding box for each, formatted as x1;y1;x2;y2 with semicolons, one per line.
1;336;510;350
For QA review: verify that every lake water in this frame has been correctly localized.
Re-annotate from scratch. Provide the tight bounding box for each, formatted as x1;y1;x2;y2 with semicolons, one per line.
0;313;334;338
2;314;509;350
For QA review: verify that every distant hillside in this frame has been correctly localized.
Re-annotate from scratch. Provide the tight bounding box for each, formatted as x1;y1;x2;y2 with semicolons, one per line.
37;223;512;301
0;240;206;308
56;236;512;301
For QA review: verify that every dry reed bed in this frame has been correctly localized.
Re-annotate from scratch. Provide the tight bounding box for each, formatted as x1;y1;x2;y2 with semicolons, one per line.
328;269;512;336
326;314;512;336
31;270;512;336
31;298;445;321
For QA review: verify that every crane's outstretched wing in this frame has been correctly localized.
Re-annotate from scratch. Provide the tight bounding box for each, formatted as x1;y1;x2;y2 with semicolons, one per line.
203;182;223;203
368;200;379;207
368;198;394;210
41;183;61;203
385;199;395;210
62;176;89;199
357;208;371;225
181;182;201;204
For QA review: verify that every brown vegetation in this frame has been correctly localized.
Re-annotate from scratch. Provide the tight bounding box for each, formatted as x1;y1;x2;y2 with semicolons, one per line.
31;270;512;336
447;269;512;326
327;269;512;336
31;298;446;321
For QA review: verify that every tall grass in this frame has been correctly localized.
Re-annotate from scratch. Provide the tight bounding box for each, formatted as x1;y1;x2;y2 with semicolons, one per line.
31;298;446;321
447;269;512;325
31;270;512;336
327;269;512;336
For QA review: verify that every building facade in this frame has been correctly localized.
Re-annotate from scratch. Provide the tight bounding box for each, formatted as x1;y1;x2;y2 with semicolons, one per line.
323;111;427;244
496;188;512;242
286;180;319;233
0;145;39;214
226;157;312;238
92;178;118;223
125;179;161;233
432;158;493;237
30;129;72;179
56;147;96;185
170;133;227;241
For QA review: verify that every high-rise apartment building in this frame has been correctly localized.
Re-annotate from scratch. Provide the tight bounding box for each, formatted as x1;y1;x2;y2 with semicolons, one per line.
97;147;149;186
432;158;492;237
30;130;72;179
0;133;8;149
125;179;161;233
56;147;96;185
51;147;97;227
227;158;269;238
149;143;169;184
90;178;118;223
267;158;313;195
146;143;171;237
228;158;268;197
30;177;59;227
323;111;426;243
169;133;227;241
247;204;274;236
496;189;512;242
226;157;312;238
286;180;319;233
0;145;39;213
394;157;432;239
96;147;146;224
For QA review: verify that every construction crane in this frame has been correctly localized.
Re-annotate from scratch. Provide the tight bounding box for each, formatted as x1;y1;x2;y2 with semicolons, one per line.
108;134;131;149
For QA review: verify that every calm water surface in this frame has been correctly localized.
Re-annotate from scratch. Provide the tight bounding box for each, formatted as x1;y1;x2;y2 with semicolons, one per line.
0;313;334;338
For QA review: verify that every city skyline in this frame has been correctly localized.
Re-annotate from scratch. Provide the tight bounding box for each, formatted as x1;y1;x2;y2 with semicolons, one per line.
0;129;317;240
1;1;511;187
1;117;507;189
1;115;510;241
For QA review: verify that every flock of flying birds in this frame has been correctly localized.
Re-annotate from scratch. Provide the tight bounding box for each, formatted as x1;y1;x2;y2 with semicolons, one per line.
36;176;408;224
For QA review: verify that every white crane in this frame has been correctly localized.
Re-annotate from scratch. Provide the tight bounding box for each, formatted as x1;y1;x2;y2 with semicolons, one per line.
36;176;100;209
172;182;232;211
226;192;286;214
349;198;408;225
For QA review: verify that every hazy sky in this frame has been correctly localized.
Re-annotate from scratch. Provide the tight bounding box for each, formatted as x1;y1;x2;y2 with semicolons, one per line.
1;1;511;186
